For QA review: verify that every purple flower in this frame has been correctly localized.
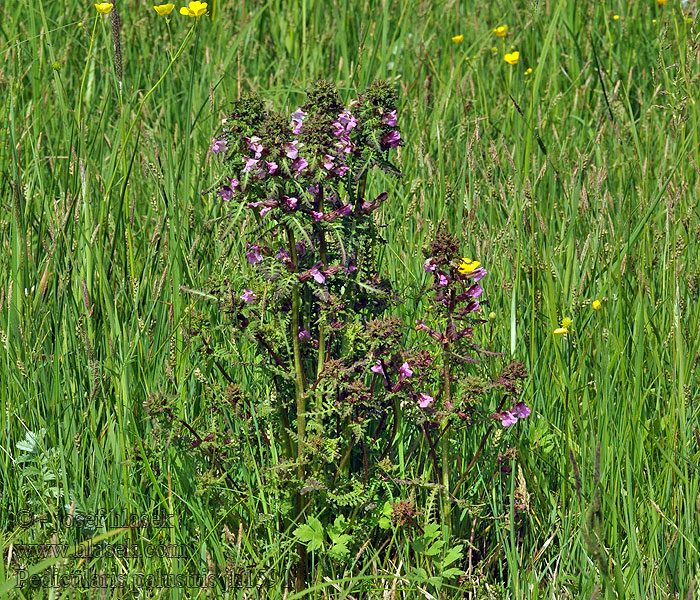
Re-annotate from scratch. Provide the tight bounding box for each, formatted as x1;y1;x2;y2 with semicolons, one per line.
295;240;306;256
285;196;298;209
381;130;401;149
423;259;436;272
242;156;259;172
246;136;264;158
309;264;326;284
265;161;279;175
240;289;257;303
260;206;272;217
498;411;518;427
512;402;531;419
212;138;228;155
334;165;349;177
246;245;263;265
291;157;309;172
370;360;384;374
337;110;357;131
418;393;434;408
332;121;345;137
312;211;324;222
339;204;353;216
399;362;413;382
276;247;290;261
467;284;483;298
284;141;299;159
381;110;397;127
470;267;487;282
322;155;335;170
291;109;306;134
335;138;354;154
298;329;311;341
438;273;449;287
218;186;234;201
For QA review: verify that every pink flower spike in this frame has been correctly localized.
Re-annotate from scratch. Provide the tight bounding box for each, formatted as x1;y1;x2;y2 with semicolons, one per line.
512;402;531;419
285;196;298;209
438;273;449;286
399;362;413;381
265;161;279;174
370;361;384;374
240;289;257;303
298;329;311;341
423;259;436;272
260;206;272;217
312;211;324;222
498;411;518;427
322;155;335;170
334;165;349;177
339;204;353;216
418;393;434;408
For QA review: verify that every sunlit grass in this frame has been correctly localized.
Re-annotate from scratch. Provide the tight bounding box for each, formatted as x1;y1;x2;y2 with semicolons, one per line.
1;0;699;598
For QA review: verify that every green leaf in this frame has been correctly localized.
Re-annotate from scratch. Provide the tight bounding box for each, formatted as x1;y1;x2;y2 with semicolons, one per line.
293;517;325;552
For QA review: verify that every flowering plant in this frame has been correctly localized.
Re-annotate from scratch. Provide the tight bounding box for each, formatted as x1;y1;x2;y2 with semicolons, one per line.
178;81;529;591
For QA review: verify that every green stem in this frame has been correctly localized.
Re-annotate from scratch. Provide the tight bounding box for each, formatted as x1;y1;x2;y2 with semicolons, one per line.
287;225;307;592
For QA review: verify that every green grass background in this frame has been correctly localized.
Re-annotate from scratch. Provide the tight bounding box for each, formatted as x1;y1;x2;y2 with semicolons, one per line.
2;0;700;597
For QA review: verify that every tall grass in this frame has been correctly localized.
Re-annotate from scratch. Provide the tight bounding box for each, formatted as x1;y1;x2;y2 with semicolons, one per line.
1;0;699;598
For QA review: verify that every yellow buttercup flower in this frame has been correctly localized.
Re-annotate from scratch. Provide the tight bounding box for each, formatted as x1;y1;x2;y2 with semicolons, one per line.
592;300;602;311
561;317;573;329
95;3;114;14
458;258;481;274
452;34;464;43
154;3;175;15
493;25;508;37
504;51;519;65
613;14;620;20
524;67;533;75
657;0;667;5
553;327;569;335
180;1;207;16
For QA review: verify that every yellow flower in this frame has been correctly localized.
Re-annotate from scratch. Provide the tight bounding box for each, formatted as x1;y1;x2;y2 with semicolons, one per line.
553;327;569;335
504;51;519;65
524;67;533;75
154;3;175;15
488;311;497;320
458;258;481;274
592;300;602;311
493;25;508;37
561;317;573;329
652;18;657;23
180;1;207;16
613;14;620;20
94;3;114;14
452;34;464;43
657;0;666;4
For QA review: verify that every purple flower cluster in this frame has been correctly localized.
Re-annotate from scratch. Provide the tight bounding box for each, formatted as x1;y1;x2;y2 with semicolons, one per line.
494;402;531;427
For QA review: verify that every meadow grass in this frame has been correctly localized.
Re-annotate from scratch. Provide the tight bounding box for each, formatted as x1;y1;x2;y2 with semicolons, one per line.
1;0;700;598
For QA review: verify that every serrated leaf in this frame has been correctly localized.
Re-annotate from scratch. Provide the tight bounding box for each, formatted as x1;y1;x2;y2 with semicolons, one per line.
442;544;463;567
293;517;324;552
